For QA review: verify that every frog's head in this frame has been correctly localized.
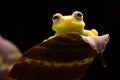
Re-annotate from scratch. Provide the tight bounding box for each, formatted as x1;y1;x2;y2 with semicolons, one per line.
52;11;85;35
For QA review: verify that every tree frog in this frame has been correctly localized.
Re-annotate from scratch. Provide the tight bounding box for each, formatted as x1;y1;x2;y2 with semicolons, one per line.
52;11;98;36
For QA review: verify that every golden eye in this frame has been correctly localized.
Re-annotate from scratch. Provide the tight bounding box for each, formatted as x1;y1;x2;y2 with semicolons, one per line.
73;11;83;20
52;13;60;24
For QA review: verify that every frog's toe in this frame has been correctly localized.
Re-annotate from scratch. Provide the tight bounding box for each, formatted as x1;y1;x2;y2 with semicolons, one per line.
91;29;98;36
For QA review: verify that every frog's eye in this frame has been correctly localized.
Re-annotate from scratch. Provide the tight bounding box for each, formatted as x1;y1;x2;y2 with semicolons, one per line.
52;13;61;24
73;11;83;20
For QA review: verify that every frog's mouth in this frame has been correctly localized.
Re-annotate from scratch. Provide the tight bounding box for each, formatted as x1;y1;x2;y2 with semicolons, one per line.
56;25;84;35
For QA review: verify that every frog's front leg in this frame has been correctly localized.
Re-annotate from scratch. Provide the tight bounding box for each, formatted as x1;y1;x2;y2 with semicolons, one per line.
90;29;98;36
82;30;96;36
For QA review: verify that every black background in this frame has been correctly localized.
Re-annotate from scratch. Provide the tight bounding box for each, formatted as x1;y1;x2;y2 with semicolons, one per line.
0;0;119;80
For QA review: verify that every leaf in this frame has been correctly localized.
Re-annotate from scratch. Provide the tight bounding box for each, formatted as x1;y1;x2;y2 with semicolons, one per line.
6;32;110;80
0;35;22;80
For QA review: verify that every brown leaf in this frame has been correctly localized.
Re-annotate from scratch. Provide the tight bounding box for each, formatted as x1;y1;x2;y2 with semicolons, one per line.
7;32;110;80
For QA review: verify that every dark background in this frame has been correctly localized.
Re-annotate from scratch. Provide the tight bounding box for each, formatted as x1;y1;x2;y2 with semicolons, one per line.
0;0;119;80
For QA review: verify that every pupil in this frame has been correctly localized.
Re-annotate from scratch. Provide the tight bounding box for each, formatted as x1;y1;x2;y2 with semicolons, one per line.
77;13;82;17
53;15;59;19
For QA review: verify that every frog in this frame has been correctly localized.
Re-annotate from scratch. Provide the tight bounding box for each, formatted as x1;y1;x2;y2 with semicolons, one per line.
52;11;98;36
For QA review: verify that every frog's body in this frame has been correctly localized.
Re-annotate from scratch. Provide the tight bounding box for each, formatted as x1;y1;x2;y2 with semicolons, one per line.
52;11;98;36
